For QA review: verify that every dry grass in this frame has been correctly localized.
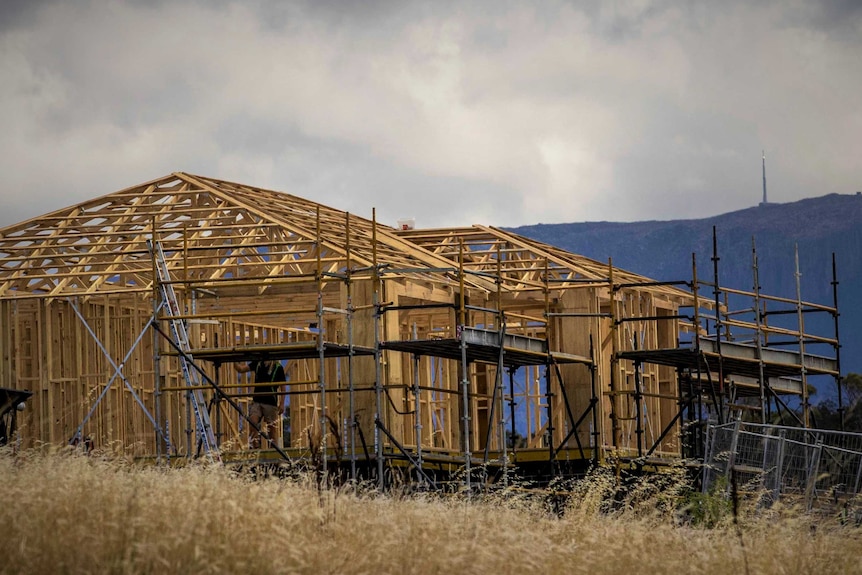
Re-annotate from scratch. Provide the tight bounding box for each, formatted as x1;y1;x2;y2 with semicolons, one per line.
3;450;860;575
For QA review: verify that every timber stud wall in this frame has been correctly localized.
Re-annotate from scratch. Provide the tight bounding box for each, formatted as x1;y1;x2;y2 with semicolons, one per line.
0;250;691;461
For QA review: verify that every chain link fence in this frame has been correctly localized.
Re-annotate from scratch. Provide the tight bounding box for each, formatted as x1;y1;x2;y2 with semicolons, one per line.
703;421;862;510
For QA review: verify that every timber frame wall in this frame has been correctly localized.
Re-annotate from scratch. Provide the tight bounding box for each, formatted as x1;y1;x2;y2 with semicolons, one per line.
0;173;842;485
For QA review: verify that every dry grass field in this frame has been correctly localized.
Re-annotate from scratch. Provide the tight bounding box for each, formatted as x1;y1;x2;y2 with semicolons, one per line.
3;450;861;575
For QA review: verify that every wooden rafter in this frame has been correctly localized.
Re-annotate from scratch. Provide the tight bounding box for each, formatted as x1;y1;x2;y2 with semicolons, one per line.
0;173;493;299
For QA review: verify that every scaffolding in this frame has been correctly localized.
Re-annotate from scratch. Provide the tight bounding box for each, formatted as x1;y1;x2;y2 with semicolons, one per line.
617;227;842;464
0;173;844;490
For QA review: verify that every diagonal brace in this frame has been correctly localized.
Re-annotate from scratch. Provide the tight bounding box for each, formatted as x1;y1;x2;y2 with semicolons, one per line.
150;321;293;464
68;299;170;450
551;360;587;460
375;418;437;489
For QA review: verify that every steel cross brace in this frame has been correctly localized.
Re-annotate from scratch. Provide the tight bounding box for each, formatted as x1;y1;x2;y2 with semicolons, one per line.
68;298;171;451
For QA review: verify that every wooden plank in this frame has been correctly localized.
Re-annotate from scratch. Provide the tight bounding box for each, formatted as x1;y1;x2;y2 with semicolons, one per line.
0;301;10;388
553;288;597;450
350;277;379;449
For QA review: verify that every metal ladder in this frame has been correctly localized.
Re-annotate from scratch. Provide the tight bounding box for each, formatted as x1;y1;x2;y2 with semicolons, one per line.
148;239;219;461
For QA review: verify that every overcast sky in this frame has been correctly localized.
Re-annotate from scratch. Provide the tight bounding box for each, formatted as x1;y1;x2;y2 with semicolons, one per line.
0;0;859;229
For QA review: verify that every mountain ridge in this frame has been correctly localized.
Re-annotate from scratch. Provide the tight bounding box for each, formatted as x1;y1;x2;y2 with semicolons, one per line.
510;193;862;394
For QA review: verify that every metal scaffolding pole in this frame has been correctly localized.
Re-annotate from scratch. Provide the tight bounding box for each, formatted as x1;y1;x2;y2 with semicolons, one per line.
751;238;767;424
691;253;704;450
545;362;554;477
543;258;555;477
589;335;599;464
509;368;517;456
496;244;508;481
152;237;166;463
413;352;423;480
458;238;472;491
482;320;506;468
346;214;357;482
711;227;726;420
316;206;328;475
372;208;385;490
794;245;810;428
634;338;644;458
832;253;844;431
608;258;620;449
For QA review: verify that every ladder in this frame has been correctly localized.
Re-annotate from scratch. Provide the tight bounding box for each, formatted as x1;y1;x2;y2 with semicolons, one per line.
148;239;219;461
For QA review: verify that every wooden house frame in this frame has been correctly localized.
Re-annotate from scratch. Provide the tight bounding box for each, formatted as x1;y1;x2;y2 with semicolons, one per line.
0;173;840;484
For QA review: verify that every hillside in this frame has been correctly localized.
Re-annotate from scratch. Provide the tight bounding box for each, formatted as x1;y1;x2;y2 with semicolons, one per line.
511;193;862;393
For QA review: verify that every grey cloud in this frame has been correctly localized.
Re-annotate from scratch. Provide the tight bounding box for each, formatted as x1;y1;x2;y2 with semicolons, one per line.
215;134;521;229
794;0;862;34
0;0;52;33
1;0;860;231
254;0;447;36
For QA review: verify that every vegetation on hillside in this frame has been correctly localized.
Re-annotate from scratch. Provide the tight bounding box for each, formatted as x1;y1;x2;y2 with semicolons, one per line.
3;451;861;574
812;373;862;430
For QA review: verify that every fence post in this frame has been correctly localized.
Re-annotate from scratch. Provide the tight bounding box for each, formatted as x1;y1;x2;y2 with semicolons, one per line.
759;427;773;498
702;422;714;493
773;429;786;503
726;419;742;475
805;435;824;511
723;419;742;497
854;450;862;498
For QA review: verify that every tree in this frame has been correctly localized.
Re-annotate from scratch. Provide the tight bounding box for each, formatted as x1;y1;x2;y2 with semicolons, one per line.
810;373;862;431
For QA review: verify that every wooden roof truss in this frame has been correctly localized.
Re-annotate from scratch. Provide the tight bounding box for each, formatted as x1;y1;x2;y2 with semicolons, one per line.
0;173;489;299
397;225;694;305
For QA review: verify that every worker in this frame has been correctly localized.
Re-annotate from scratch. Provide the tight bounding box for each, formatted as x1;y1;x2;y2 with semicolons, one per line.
235;358;285;449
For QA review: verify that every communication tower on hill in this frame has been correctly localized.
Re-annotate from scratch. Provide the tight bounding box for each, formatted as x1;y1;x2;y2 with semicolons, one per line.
760;150;769;206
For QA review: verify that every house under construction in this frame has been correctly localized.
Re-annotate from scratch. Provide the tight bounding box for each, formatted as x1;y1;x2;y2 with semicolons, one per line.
0;173;842;486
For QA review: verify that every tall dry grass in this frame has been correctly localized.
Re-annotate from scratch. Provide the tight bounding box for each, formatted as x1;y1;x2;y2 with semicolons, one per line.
2;450;860;574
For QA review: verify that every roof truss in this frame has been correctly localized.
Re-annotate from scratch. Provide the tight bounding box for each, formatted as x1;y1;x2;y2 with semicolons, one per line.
0;173;486;299
0;173;686;304
397;225;693;303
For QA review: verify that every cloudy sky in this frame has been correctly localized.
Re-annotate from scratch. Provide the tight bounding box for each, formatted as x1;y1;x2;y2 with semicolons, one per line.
0;0;859;229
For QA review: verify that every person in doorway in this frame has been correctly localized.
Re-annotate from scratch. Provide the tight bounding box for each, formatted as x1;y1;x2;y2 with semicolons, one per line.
235;358;285;449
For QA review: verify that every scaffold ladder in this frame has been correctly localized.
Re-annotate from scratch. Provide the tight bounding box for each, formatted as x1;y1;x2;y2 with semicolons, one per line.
148;239;219;460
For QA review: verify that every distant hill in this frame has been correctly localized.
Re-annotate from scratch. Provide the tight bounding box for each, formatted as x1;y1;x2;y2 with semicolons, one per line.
511;193;862;398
